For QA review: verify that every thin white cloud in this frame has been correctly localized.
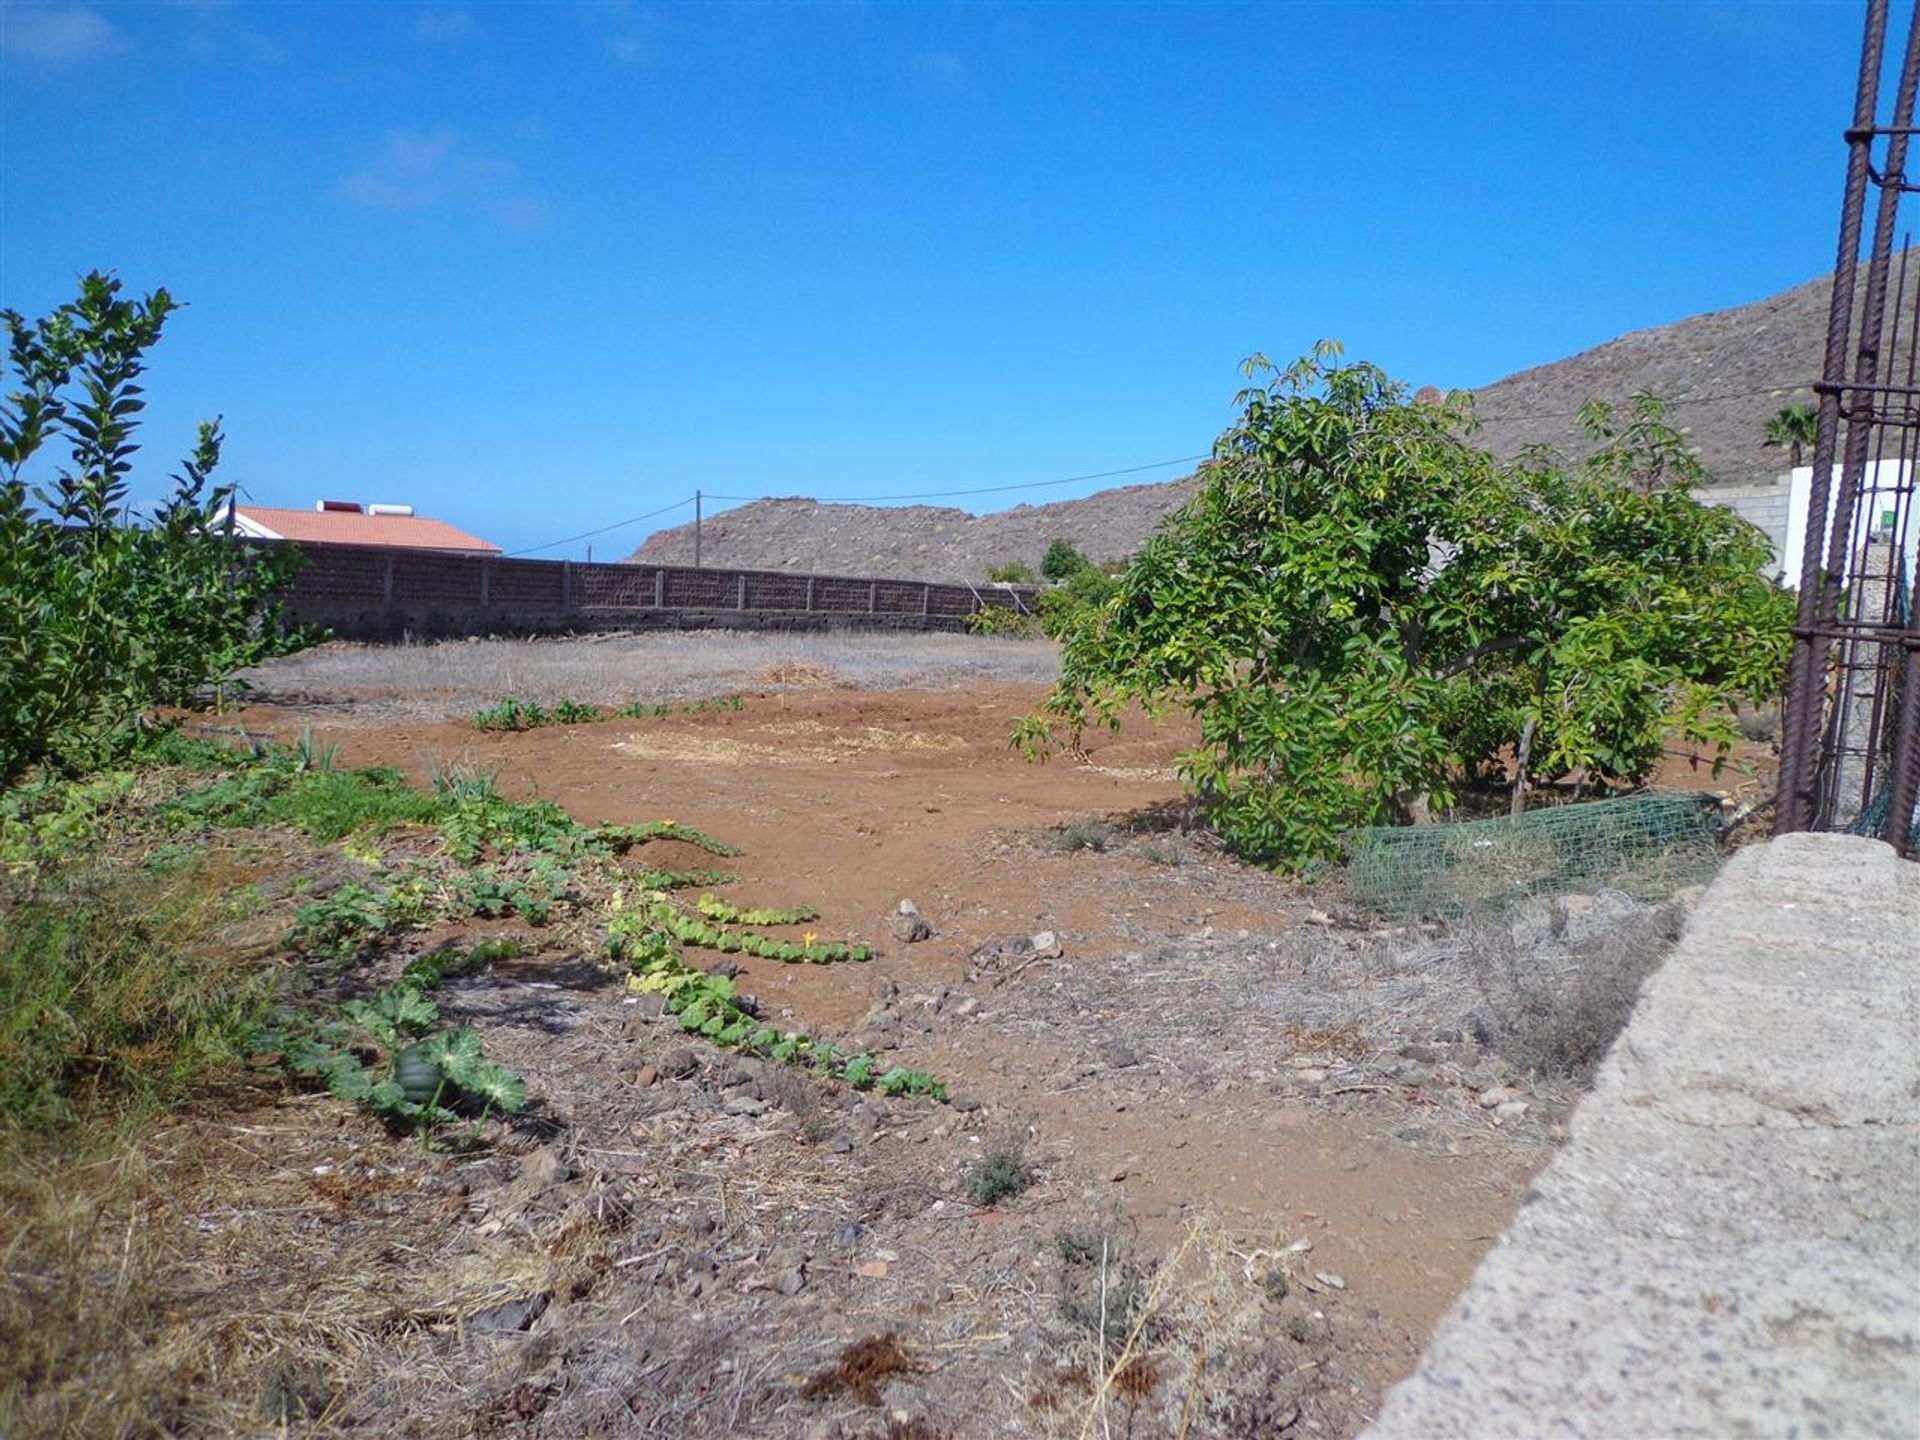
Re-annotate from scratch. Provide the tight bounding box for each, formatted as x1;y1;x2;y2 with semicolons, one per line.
414;9;473;43
339;128;551;231
171;0;284;62
1;5;128;64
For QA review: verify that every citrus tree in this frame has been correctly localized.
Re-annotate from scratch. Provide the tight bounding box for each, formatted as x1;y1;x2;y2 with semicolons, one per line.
1015;345;1793;867
1;272;314;785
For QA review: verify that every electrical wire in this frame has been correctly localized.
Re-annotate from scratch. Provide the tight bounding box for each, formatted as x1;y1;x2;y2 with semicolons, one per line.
511;379;1822;554
505;496;694;557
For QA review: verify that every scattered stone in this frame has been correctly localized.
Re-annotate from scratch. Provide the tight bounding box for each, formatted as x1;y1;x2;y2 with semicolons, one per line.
659;1048;699;1079
468;1291;551;1335
889;912;933;943
1398;1043;1440;1064
631;1065;658;1089
897;898;919;916
950;995;980;1018
1098;1040;1141;1069
724;1093;770;1118
1478;1085;1522;1109
1315;1272;1347;1291
855;1259;890;1279
829;1135;853;1154
1496;1100;1531;1121
1285;1237;1314;1254
773;1262;808;1296
1029;930;1062;958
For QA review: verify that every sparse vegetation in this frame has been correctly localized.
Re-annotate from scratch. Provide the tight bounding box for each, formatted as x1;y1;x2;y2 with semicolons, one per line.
1045;814;1116;853
473;692;744;731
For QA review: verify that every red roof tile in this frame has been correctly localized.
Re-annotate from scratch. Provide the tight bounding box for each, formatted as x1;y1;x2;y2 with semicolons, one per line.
235;506;501;554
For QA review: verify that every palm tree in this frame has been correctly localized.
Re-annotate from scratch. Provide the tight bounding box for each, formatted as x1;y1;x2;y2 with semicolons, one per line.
1763;403;1819;470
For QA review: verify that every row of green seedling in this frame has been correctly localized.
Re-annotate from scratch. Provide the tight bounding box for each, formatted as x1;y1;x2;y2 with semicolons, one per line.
631;899;872;964
695;893;819;926
471;693;745;733
614;923;941;1098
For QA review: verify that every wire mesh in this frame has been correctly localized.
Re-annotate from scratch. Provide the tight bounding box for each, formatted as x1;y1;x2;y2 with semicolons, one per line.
1344;794;1724;922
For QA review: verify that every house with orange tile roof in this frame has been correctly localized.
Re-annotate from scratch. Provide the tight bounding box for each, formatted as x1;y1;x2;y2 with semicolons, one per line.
229;500;500;554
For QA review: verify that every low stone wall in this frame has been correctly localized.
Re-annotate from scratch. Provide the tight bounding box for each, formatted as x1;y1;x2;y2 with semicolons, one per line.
1364;832;1920;1439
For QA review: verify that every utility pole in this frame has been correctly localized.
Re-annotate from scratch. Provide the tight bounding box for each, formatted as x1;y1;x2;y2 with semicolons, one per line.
694;489;703;568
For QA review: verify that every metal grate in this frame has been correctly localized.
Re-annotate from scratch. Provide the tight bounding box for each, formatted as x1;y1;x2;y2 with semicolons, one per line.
1777;0;1920;858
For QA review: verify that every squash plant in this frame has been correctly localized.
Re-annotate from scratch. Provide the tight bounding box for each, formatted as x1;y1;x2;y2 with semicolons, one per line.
258;945;526;1133
613;914;941;1099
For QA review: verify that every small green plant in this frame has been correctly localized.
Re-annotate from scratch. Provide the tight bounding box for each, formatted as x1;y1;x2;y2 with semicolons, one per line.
985;560;1037;584
615;899;871;964
1054;1228;1099;1265
550;698;603;724
293;726;339;772
475;693;743;731
963;1133;1034;1206
257;942;525;1134
286;882;388;959
614;913;940;1097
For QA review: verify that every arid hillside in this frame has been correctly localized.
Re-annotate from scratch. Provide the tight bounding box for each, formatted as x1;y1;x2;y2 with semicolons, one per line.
633;264;1883;582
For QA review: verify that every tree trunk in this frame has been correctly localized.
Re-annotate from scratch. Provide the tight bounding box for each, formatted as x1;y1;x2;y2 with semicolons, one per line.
1510;714;1538;818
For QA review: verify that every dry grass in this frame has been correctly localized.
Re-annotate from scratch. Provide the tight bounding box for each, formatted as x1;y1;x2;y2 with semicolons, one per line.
1463;898;1683;1077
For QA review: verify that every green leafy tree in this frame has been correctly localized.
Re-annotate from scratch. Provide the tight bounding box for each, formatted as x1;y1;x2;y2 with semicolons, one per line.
1015;345;1792;867
0;272;314;786
1041;539;1092;581
1762;401;1818;469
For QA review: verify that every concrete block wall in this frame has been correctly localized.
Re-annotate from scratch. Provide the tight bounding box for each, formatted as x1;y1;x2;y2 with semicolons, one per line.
268;542;1037;641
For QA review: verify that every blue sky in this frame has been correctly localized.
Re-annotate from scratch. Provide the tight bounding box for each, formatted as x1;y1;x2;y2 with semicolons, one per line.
0;1;1871;558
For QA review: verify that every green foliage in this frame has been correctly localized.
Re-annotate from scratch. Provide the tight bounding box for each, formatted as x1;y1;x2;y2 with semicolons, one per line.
616;912;940;1097
1762;401;1818;468
1019;345;1794;868
986;560;1038;584
0;272;316;787
1040;540;1091;581
695;893;820;927
473;693;744;731
963;1137;1034;1206
964;603;1042;638
259;971;525;1133
612;899;871;964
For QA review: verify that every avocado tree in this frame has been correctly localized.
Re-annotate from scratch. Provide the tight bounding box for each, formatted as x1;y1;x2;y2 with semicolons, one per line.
1014;345;1793;868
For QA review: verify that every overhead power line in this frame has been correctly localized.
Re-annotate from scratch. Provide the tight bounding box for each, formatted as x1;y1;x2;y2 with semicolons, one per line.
506;496;694;557
508;379;1820;557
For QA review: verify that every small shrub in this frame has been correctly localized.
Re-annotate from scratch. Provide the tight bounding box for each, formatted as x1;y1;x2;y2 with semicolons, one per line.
963;1131;1034;1206
1134;837;1185;867
985;560;1037;584
1465;902;1680;1076
1046;816;1115;853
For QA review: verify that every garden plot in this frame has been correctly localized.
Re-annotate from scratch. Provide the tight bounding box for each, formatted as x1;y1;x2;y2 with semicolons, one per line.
16;640;1726;1439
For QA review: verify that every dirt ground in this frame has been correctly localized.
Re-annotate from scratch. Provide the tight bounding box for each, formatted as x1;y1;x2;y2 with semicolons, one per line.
81;633;1764;1439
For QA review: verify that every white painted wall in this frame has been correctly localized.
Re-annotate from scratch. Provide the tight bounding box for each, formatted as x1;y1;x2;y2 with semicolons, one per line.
1780;459;1917;590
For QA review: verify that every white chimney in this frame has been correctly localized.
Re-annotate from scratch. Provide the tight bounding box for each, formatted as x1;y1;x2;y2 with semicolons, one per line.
365;503;415;517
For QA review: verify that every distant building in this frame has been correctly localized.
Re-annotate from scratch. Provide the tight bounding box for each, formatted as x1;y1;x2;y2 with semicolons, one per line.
1780;459;1916;590
228;500;500;555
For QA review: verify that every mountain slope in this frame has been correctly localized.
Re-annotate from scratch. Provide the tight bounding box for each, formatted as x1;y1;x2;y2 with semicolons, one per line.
635;264;1882;582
